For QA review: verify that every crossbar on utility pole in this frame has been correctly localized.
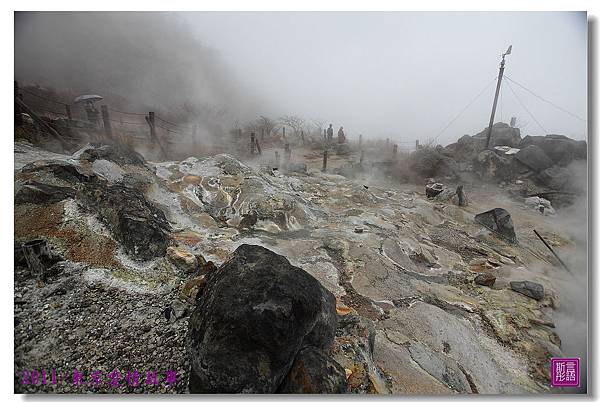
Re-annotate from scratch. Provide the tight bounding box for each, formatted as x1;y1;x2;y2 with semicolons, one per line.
485;45;512;149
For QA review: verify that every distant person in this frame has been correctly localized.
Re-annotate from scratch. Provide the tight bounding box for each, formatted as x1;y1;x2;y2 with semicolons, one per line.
337;126;346;144
326;124;334;142
85;101;100;126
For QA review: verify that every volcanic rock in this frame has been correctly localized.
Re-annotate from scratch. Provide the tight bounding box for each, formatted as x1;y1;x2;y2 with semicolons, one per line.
536;166;571;190
473;122;522;148
425;182;444;198
510;281;544;300
510;280;545;301
81;183;170;260
514;145;553;173
15;181;76;205
474;208;517;243
519;134;587;165
279;346;348;393
78;141;146;166
474;272;496;287
167;246;197;272
187;244;338;393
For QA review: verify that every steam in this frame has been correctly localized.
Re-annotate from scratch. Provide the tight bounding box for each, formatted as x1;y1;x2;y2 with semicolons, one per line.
14;12;261;137
548;163;588;393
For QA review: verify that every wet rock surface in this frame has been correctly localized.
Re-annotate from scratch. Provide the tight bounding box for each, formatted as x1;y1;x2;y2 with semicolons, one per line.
14;141;577;394
81;183;171;260
187;244;338;393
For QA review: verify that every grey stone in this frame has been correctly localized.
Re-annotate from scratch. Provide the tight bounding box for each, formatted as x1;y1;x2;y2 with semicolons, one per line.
474;208;517;244
536;166;571;190
510;280;544;301
474;272;496;287
514;145;554;173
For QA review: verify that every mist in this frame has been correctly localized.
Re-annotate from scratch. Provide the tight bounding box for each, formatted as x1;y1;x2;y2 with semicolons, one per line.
14;12;262;134
14;12;587;146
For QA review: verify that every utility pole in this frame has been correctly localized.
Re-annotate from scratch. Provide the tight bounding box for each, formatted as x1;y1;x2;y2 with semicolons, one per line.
485;45;512;149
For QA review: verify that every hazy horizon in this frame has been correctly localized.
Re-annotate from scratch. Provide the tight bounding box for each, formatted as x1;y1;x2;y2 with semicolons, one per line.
15;11;587;145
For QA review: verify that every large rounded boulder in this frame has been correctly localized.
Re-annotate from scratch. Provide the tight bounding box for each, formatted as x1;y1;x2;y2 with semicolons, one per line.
187;244;342;393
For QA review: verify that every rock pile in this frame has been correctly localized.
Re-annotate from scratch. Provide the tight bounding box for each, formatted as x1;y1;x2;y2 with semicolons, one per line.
438;124;587;202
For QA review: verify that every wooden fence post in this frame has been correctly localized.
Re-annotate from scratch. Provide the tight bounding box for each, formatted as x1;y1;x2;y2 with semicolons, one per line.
250;132;256;154
146;112;156;142
193;124;198;151
65;105;72;123
145;111;167;159
322;150;328;172
101;105;112;138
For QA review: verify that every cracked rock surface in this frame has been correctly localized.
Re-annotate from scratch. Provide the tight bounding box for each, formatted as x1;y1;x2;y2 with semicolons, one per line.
14;141;578;393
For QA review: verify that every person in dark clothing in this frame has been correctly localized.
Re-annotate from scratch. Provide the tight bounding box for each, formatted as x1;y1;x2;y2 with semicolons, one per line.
85;101;100;126
337;126;346;144
326;124;334;142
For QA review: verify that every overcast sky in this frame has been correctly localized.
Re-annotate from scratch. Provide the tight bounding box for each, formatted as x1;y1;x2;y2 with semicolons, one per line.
184;11;587;144
15;12;587;145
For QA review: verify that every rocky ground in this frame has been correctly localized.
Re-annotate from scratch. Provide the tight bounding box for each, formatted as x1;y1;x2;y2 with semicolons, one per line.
13;132;586;394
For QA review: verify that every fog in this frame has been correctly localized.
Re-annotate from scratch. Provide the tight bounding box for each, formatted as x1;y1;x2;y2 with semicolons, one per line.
15;11;587;144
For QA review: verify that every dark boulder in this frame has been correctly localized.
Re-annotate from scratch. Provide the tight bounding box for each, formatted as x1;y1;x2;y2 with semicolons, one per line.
514;145;553;173
475;150;513;180
519;135;587;165
425;183;444;198
279;346;348;393
510;280;544;301
78;141;146;166
15;182;76;205
81;183;170;260
536;166;571;190
20;160;96;185
187;244;338;393
408;148;459;179
474;208;517;244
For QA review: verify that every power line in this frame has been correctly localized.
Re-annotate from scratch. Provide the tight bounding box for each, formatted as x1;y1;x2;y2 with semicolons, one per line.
433;76;498;141
504;75;586;123
505;80;547;134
